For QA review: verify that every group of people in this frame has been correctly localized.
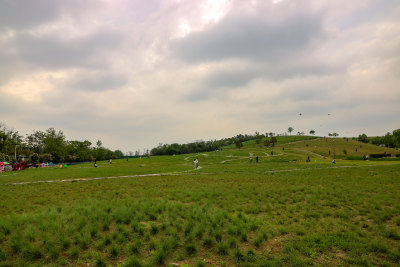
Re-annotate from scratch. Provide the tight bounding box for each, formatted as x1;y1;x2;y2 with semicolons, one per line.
249;154;259;163
0;161;26;173
93;158;112;168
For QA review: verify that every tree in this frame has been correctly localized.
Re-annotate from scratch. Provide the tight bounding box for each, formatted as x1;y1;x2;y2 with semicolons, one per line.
114;150;124;158
263;139;271;147
235;140;243;149
357;134;369;143
309;130;315;135
42;128;67;163
393;129;400;148
26;130;45;153
288;127;294;135
96;140;102;148
270;137;277;145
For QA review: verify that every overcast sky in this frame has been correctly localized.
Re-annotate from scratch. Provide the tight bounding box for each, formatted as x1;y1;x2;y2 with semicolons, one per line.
1;0;399;152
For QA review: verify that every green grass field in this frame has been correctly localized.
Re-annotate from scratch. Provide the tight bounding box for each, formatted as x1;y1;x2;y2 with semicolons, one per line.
1;137;400;266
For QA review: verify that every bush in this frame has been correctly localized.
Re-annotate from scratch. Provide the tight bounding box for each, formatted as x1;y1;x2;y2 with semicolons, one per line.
369;154;389;158
124;255;142;267
0;249;6;261
343;156;364;160
185;243;197;256
0;153;9;162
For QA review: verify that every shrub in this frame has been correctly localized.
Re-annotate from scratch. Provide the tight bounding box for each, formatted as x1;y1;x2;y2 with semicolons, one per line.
217;242;229;255
124;255;142;267
69;247;79;259
95;256;107;267
153;248;168;265
235;249;245;263
185;243;197;256
150;224;159;235
203;236;213;248
129;240;141;254
0;249;6;261
110;245;120;258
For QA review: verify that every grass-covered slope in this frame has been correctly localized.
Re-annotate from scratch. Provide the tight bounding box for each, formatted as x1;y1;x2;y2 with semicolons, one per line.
0;136;399;266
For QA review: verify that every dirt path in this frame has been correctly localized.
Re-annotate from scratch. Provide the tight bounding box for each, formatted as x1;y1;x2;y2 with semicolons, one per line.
1;168;208;186
264;163;400;173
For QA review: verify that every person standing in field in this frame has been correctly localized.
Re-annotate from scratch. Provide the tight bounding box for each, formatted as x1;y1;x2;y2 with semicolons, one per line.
94;161;98;168
194;158;199;169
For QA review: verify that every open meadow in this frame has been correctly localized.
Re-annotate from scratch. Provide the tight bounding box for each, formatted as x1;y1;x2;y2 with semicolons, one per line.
1;137;400;266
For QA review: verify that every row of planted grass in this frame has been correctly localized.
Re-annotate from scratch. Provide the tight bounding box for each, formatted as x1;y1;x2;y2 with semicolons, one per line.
1;163;400;266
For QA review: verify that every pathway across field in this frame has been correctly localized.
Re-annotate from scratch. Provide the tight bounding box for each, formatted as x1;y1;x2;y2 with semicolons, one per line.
2;160;399;186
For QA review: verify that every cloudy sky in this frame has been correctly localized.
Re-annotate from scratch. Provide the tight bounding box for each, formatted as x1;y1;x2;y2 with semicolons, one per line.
1;0;399;152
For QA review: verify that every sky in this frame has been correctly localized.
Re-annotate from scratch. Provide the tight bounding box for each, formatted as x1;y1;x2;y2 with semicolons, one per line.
0;0;399;153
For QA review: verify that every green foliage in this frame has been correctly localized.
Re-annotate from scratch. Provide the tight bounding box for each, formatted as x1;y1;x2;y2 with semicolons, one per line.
235;140;243;149
358;133;369;143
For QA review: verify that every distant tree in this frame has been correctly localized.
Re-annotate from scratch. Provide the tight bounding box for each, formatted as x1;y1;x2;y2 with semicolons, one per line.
328;133;332;137
288;127;294;135
270;137;277;145
332;133;339;137
42;128;67;163
39;153;53;163
357;134;369;143
393;129;400;148
383;132;395;148
269;132;274;137
26;130;45;153
114;150;124;158
309;130;315;135
96;140;102;148
263;139;271;147
235;140;243;149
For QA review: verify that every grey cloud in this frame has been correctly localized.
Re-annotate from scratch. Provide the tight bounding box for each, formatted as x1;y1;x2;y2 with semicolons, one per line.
0;0;64;29
171;3;323;63
9;29;122;69
62;72;128;92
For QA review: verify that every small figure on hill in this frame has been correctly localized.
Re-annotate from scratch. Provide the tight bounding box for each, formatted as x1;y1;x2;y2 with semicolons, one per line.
306;156;310;162
94;161;98;168
363;155;367;160
194;158;199;169
332;159;336;164
249;153;253;163
256;156;259;163
109;159;112;164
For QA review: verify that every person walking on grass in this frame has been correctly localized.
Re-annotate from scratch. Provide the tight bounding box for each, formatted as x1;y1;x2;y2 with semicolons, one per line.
94;161;98;168
194;158;199;169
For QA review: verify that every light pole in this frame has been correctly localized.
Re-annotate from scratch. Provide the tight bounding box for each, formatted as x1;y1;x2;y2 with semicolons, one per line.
15;145;19;161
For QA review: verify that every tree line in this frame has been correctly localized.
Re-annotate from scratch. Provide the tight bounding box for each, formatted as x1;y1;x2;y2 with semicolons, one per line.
358;129;400;148
0;123;123;164
150;132;275;156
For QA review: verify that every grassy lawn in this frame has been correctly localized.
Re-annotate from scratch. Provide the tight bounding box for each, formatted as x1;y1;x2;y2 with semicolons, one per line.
0;137;400;266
